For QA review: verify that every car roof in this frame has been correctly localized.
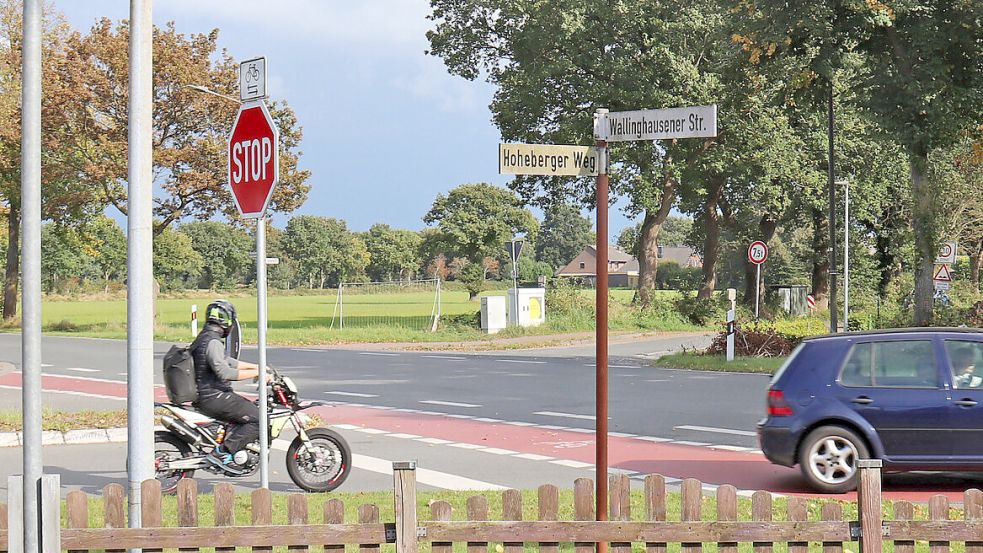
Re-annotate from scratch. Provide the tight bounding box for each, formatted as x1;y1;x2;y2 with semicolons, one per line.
803;327;983;343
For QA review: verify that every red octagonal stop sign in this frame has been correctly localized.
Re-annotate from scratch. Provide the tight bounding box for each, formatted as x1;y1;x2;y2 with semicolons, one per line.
228;101;279;218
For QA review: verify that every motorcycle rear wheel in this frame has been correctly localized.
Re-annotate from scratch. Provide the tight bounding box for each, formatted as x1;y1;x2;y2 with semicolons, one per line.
154;431;195;494
286;428;351;492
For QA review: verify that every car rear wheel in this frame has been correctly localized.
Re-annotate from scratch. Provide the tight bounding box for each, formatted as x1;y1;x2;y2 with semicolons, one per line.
798;425;870;493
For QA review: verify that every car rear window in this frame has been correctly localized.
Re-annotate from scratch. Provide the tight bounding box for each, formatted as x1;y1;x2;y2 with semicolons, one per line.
840;340;938;388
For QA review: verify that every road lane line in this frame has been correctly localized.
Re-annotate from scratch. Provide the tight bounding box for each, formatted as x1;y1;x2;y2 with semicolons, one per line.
0;384;124;401
480;447;518;455
419;400;481;408
676;425;757;437
421;355;466;360
354;428;389;435
332;424;360;430
534;411;596;421
710;445;756;452
350;453;507;490
497;359;547;364
387;433;421;439
514;453;553;461
447;443;485;450
672;440;711;447
416;437;453;445
550;459;593;469
324;391;379;398
66;367;100;373
358;352;400;357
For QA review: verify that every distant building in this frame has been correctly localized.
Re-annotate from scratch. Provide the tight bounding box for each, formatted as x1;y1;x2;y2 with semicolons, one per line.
556;244;701;287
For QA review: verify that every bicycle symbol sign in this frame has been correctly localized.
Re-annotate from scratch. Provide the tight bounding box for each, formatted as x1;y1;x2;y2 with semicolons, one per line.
748;241;768;265
238;56;267;102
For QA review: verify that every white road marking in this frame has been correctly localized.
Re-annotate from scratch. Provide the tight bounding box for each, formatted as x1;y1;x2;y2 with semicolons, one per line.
444;414;474;419
474;418;502;423
386;433;421;439
566;428;594;434
324;391;379;398
610;432;636;438
416;437;453;445
550;459;593;469
534;411;595;421
66;367;99;373
421;355;466;360
506;373;534;377
710;445;755;452
291;348;325;353
354;428;389;435
447;443;485;450
358;352;400;357
41;363;53;368
420;400;481;408
672;440;711;447
497;359;547;364
536;425;569;430
676;425;757;437
503;421;536;427
416;411;446;416
611;365;642;369
351;453;507;490
689;375;717;380
332;424;360;430
513;453;553;461
635;436;673;443
480;447;518;455
0;384;124;402
645;379;671;383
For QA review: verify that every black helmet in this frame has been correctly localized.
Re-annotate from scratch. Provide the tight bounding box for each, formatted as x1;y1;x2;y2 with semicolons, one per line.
205;300;237;331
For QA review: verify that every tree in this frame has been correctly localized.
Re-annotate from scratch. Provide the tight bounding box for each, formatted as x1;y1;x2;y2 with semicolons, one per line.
41;224;99;292
0;2;107;319
536;203;593;269
61;19;311;235
81;216;127;283
282;216;369;288
363;224;423;282
153;227;203;289
423;183;537;265
179;221;253;289
743;0;983;324
617;216;693;256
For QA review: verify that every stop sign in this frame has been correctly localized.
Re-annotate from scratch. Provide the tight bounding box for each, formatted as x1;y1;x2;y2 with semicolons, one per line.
228;101;279;218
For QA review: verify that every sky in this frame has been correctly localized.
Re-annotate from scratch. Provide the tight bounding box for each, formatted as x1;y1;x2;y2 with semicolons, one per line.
56;1;637;241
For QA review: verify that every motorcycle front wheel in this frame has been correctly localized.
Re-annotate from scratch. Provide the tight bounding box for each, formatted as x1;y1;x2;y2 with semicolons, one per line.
286;428;351;492
154;431;195;494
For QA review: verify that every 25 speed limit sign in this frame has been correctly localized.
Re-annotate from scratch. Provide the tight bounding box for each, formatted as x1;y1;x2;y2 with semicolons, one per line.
748;241;769;265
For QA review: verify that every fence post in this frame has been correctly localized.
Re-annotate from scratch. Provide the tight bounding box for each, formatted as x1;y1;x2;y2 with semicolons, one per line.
38;475;59;553
857;459;883;553
6;477;21;553
393;461;418;553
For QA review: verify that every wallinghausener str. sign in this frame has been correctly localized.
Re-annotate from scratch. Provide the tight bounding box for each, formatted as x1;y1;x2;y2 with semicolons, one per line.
595;105;717;142
499;143;600;177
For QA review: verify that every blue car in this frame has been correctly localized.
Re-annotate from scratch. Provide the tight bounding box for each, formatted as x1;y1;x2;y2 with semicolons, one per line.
757;328;983;493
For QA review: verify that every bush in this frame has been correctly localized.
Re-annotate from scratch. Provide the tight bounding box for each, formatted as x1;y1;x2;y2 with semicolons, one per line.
674;293;726;326
706;328;794;357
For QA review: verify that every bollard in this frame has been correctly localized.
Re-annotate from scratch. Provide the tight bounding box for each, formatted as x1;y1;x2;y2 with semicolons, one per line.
191;304;198;336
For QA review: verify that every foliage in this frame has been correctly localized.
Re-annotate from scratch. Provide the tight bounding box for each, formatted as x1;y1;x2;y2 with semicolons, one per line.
179;221;253;289
152;227;203;289
363;224;423;282
657;352;786;374
535;203;593;269
281;216;369;289
423;182;537;263
455;261;485;300
83;217;127;282
674;294;727;326
618;216;693;255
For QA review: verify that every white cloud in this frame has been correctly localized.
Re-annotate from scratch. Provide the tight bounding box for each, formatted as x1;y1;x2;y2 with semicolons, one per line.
392;57;489;113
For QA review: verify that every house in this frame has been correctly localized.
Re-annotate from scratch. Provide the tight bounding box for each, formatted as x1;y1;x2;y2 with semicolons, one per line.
556;245;702;287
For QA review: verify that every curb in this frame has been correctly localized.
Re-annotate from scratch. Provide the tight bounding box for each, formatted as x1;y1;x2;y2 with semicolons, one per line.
0;427;139;448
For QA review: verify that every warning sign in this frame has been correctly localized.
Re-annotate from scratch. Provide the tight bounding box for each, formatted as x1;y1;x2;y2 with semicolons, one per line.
933;264;953;283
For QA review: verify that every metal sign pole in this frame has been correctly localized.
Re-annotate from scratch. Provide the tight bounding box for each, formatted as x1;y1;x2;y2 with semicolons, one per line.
594;108;609;542
843;179;850;330
127;0;155;536
257;216;270;489
21;1;42;551
755;263;761;320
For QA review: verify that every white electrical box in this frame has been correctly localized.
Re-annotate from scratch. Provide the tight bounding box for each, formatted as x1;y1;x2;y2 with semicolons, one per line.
480;295;507;334
507;288;547;328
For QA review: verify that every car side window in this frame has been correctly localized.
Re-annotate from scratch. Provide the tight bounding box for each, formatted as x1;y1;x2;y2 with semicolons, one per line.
945;340;983;389
840;340;937;388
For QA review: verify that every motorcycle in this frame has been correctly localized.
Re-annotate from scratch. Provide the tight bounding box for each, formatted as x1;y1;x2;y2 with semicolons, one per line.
153;370;351;493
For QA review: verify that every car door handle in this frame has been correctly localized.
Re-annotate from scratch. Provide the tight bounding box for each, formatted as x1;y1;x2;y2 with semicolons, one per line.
954;399;978;407
851;396;874;405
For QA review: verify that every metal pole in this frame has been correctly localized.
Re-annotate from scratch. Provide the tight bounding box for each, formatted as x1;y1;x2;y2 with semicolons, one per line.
755;264;761;319
127;0;154;536
21;1;41;551
594;108;609;540
256;216;270;488
828;87;839;333
843;179;850;331
511;246;519;325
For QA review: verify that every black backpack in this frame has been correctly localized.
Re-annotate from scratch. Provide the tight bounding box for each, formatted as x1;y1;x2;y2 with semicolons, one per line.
162;343;198;404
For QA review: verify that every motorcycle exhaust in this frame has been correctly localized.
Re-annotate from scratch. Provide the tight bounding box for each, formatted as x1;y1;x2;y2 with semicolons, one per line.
161;414;203;447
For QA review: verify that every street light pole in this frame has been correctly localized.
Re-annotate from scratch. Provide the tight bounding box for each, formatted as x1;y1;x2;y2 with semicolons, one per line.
839;179;850;331
827;87;839;333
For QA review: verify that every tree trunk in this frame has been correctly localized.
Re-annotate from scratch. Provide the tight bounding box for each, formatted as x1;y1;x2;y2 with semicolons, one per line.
742;216;778;306
970;241;983;288
910;155;936;326
3;205;19;321
811;208;830;310
875;231;896;297
697;177;725;300
636;171;676;307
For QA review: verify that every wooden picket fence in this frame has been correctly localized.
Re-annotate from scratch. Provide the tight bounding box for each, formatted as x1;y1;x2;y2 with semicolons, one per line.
3;461;983;552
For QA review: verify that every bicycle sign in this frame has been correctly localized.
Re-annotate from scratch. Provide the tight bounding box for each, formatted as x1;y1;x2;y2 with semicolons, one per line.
748;241;768;265
239;56;267;102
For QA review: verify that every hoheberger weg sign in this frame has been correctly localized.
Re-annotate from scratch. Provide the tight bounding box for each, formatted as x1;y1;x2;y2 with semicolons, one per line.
499;143;600;177
228;101;279;218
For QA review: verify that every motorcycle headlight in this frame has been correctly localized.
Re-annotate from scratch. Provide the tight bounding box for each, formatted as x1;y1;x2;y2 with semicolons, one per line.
283;376;298;394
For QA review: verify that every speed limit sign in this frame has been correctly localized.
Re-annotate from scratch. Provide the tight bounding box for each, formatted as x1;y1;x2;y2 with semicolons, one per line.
748;241;769;265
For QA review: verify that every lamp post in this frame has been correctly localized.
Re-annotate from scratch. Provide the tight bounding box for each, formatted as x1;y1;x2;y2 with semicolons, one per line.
837;179;850;331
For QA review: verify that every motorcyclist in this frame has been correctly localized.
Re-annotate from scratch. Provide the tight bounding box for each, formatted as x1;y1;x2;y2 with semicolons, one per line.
192;299;269;474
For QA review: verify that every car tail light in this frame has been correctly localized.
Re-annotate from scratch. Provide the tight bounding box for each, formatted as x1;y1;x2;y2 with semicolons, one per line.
767;389;793;416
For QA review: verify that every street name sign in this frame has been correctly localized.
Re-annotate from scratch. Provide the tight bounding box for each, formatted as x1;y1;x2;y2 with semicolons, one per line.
228;100;279;218
499;143;600;177
594;105;717;142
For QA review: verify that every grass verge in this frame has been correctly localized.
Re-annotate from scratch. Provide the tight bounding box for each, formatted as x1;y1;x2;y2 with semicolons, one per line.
656;352;787;374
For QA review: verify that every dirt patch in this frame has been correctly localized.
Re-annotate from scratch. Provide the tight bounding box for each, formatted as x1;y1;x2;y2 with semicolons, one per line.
315;330;710;352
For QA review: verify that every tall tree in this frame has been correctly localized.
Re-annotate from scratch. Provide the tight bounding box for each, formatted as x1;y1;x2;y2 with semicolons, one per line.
363;224;423;282
423;183;537;264
61;18;312;234
153;227;203;289
744;0;983;324
282;216;369;288
536;203;593;269
81;216;127;283
179;221;253;289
